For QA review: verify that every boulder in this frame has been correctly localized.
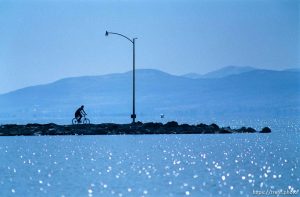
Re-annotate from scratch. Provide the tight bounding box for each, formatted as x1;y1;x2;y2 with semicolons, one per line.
210;123;220;130
165;121;179;127
260;127;271;133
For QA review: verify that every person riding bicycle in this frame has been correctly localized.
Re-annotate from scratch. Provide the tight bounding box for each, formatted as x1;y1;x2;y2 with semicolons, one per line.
75;105;87;123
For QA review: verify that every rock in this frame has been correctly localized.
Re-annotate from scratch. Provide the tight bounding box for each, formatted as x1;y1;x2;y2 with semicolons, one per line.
210;123;219;130
196;123;209;132
245;127;256;133
135;121;143;126
26;123;41;127
197;123;207;128
143;122;163;129
219;129;232;134
235;127;256;133
34;132;42;136
180;123;192;130
165;121;178;127
260;127;271;133
4;124;18;129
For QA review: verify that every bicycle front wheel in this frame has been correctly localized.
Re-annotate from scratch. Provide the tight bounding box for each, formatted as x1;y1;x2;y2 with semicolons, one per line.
72;118;78;125
83;118;90;124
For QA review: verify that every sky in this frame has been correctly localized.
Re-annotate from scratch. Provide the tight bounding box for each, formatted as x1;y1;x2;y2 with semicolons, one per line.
0;0;299;94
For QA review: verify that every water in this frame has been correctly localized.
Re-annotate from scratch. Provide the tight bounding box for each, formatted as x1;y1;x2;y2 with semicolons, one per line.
0;121;299;196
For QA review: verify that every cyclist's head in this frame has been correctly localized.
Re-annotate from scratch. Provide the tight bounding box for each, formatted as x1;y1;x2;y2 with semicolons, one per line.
81;105;84;109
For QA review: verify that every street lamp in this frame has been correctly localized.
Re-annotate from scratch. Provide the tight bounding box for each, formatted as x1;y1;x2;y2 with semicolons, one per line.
105;31;137;123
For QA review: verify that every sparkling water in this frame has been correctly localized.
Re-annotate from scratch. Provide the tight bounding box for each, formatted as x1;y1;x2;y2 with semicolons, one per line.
0;121;299;196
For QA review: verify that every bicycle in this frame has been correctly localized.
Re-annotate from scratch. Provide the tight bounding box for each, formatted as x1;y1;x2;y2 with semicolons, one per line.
72;114;90;125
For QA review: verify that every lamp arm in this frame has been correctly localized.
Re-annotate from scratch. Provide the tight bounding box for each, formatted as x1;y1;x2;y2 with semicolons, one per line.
107;31;133;43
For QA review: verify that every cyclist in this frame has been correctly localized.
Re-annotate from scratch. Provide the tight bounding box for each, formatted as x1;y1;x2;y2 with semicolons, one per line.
75;105;87;123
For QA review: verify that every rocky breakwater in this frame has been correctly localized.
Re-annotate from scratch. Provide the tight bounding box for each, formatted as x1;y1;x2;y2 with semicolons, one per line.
0;121;271;136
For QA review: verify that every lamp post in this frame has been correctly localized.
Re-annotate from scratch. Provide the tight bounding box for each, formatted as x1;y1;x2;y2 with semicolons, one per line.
105;31;137;123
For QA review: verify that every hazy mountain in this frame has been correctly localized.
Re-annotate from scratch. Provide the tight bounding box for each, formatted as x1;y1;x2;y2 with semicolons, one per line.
202;65;256;78
182;66;256;79
284;68;300;72
0;68;299;124
181;73;202;79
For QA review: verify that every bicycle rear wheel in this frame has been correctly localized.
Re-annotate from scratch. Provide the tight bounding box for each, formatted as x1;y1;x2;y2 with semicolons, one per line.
72;118;78;125
83;118;90;124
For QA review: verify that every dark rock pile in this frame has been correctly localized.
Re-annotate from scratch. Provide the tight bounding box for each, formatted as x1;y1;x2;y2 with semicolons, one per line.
0;121;271;136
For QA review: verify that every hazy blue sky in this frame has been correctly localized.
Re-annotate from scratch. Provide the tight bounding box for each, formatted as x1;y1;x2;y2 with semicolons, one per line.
0;0;299;93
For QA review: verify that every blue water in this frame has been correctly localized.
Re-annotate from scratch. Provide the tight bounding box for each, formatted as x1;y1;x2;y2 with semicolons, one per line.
0;121;299;196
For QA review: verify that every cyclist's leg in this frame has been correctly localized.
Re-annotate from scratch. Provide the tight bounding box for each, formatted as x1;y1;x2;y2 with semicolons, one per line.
78;114;82;122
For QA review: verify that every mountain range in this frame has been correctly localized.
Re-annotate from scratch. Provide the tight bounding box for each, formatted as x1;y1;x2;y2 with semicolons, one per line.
181;65;298;79
0;66;299;124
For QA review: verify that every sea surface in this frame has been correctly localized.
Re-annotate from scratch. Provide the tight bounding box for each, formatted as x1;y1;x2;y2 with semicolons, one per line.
0;120;299;197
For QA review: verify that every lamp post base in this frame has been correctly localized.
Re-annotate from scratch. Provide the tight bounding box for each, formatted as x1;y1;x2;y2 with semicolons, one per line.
131;114;136;123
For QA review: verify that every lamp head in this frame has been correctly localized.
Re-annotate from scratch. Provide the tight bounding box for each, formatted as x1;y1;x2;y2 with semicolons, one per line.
105;31;109;36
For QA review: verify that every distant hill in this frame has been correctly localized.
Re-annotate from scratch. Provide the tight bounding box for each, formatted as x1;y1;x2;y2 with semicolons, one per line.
284;68;300;72
182;66;256;79
202;65;256;78
0;68;299;124
181;73;202;79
